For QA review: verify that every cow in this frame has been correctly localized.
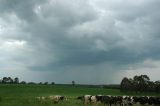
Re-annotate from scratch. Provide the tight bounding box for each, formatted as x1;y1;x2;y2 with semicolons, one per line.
77;96;84;100
122;96;134;106
35;96;46;100
141;96;160;106
90;96;98;104
114;96;123;106
83;95;92;104
98;95;114;106
77;95;92;104
148;96;156;105
154;97;160;106
95;95;103;103
77;94;104;105
132;96;155;106
49;95;65;104
91;95;104;104
95;95;119;106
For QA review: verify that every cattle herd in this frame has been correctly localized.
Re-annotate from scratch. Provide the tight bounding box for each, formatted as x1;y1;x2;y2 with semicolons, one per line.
77;95;160;106
36;95;160;106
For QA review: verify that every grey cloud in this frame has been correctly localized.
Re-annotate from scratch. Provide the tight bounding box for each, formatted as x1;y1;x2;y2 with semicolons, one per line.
0;0;160;84
0;0;45;21
93;0;160;22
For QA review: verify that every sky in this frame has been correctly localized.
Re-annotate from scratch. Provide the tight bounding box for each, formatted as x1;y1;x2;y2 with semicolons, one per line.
0;0;160;84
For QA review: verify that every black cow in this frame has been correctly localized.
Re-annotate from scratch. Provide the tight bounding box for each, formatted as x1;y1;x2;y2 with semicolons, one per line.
154;97;160;106
114;96;123;106
132;96;154;105
99;95;112;106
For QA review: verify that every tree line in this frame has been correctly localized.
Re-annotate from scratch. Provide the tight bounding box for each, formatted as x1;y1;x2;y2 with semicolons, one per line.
120;75;160;93
0;77;74;86
0;77;55;85
0;77;19;84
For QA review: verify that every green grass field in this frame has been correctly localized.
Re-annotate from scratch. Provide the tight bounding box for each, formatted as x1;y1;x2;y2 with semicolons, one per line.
0;84;159;106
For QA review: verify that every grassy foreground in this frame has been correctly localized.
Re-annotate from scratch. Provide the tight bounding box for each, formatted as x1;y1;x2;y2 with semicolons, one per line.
0;84;159;106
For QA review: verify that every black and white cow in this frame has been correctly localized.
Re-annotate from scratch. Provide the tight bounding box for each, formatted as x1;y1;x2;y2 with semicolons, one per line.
49;95;65;104
132;96;159;106
77;95;92;104
94;95;123;106
122;96;134;106
99;95;112;105
114;96;123;106
77;95;105;104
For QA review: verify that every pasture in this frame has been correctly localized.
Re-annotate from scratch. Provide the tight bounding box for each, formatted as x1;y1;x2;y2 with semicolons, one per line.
0;84;159;106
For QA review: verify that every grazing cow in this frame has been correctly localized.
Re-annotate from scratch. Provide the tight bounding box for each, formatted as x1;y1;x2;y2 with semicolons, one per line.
136;96;149;105
148;96;155;105
99;95;113;106
154;97;160;106
122;96;128;106
140;96;160;106
114;96;123;106
96;95;113;106
77;95;103;104
83;95;92;104
141;96;150;105
91;95;103;104
110;96;117;105
95;95;103;102
132;96;139;104
77;96;84;100
122;96;134;106
77;95;160;106
49;95;65;104
90;96;97;104
36;96;46;100
77;95;85;104
77;95;92;104
132;96;153;105
96;95;123;106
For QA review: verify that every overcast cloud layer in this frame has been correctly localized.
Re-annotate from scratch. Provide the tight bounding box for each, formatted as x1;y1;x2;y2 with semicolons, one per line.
0;0;160;84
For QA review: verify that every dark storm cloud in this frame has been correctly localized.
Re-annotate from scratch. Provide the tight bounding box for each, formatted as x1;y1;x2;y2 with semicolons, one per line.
0;0;45;21
1;0;160;84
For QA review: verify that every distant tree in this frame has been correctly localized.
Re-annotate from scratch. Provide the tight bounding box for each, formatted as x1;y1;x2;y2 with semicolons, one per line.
20;81;26;84
133;75;150;92
39;82;43;85
51;82;55;85
44;82;48;85
120;77;130;91
1;77;20;84
28;82;36;84
147;81;155;92
155;80;160;93
14;77;19;84
2;77;8;83
2;77;13;84
120;75;156;92
8;77;13;84
72;81;75;86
